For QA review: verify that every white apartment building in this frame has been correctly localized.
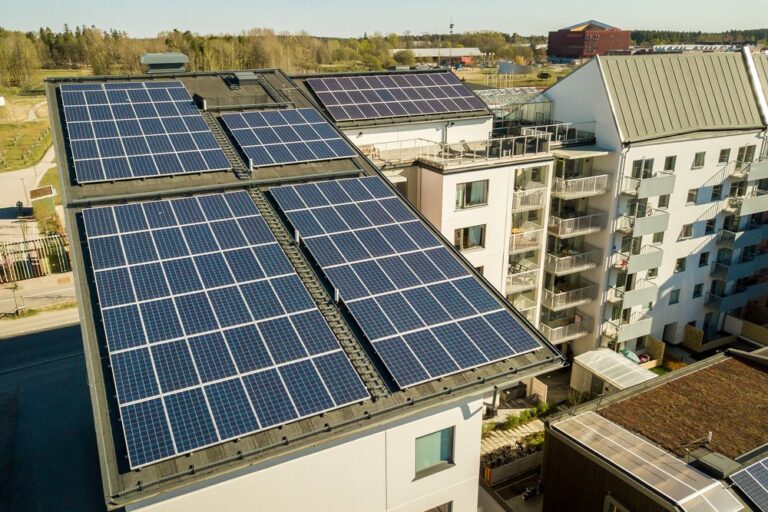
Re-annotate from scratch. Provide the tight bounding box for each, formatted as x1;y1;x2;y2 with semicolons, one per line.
301;51;768;359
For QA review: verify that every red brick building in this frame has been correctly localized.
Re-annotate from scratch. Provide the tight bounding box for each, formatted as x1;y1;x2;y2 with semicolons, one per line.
547;20;631;61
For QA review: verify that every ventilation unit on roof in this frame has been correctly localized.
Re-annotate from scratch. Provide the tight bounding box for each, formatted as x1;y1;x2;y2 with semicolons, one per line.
140;52;189;74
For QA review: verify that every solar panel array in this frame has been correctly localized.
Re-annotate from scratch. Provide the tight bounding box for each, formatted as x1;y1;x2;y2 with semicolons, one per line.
305;72;487;122
220;107;357;169
556;412;743;512
731;456;768;512
60;81;231;184
271;176;541;389
81;191;369;468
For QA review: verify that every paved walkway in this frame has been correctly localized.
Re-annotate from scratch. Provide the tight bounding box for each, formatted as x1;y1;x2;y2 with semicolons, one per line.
25;101;47;123
0;145;56;242
0;272;76;315
0;307;80;339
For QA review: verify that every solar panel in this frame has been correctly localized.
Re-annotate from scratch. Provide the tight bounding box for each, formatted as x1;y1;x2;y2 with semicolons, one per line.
60;81;231;184
305;72;487;122
220;107;357;169
81;190;369;468
731;456;768;512
270;176;542;389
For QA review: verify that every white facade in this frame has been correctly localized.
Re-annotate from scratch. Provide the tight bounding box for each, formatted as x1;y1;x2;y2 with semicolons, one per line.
127;397;485;512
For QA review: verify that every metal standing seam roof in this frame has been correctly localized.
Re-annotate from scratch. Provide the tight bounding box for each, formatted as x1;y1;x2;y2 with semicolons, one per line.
753;54;768;106
597;53;765;143
554;412;743;512
574;348;657;390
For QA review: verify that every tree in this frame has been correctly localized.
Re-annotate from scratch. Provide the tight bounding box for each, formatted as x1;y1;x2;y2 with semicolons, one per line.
0;33;40;87
393;49;415;66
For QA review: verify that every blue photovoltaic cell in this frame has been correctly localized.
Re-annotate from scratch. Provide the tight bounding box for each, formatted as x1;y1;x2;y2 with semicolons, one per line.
731;457;768;512
220;107;357;169
306;72;487;122
60;80;231;184
81;190;369;468
271;176;542;389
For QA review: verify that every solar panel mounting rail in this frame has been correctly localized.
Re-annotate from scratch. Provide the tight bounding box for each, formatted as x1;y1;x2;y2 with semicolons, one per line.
199;111;251;179
248;187;388;398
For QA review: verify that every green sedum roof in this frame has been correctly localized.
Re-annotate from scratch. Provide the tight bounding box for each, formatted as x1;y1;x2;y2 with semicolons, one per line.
598;53;764;143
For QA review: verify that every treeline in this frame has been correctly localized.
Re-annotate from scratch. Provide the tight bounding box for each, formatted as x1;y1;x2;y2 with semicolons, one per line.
0;25;548;88
631;29;768;46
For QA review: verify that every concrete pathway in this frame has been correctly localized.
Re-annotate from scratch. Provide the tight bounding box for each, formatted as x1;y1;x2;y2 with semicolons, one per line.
0;272;76;315
0;307;79;339
0;145;56;241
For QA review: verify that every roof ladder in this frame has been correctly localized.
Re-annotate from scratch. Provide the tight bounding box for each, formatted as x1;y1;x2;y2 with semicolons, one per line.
255;74;291;105
200;111;251;179
247;188;389;399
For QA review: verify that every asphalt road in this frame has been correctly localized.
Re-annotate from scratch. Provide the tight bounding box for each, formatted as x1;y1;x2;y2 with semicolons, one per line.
0;325;104;512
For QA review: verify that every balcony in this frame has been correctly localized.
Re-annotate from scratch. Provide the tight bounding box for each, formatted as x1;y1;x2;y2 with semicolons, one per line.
616;208;670;237
548;210;606;238
603;312;653;343
620;171;676;199
728;159;768;181
551;174;610;199
542;279;598;311
710;253;768;282
607;280;658;309
418;134;551;170
539;313;593;344
705;281;768;311
506;261;539;294
509;222;544;255
725;190;768;217
509;293;537;322
718;222;768;250
511;182;547;212
545;245;602;276
516;121;596;147
611;245;663;274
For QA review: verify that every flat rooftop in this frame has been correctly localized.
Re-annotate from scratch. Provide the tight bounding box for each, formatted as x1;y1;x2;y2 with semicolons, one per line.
46;68;563;509
599;352;768;460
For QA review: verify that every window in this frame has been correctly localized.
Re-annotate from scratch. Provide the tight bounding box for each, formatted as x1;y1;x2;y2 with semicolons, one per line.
699;252;709;267
711;185;722;201
693;283;704;298
425;503;452;512
687;189;698;204
664;155;677;172
631;158;654;178
705;219;716;234
652;231;664;244
718;148;731;164
736;144;756;163
647;267;658;279
675;257;687;273
670;289;680;305
455;180;488;209
454;225;485;251
680;224;693;239
692;152;706;169
658;194;670;208
415;427;454;478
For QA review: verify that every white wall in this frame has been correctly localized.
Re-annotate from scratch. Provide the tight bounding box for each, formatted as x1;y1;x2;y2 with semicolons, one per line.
343;117;493;149
126;397;485;512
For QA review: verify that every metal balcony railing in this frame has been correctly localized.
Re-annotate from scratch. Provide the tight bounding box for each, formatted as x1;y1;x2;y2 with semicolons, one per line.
551;174;609;199
516;120;596;146
539;314;593;343
506;263;539;293
548;210;606;237
545;245;602;275
602;311;652;340
511;182;547;211
509;223;543;254
542;280;598;310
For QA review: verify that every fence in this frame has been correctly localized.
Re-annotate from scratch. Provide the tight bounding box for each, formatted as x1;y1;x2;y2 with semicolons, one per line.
0;234;71;283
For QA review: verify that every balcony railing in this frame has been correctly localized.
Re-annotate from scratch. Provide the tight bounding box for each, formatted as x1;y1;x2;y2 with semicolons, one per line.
724;159;768;180
603;312;653;343
516;120;596;147
611;244;663;274
725;189;768;217
616;208;670;237
539;314;593;344
541;279;598;311
718;221;768;249
511;182;547;211
545;245;602;275
548;210;606;238
619;171;676;198
509;222;543;254
607;280;658;309
551;174;610;199
509;294;537;322
506;262;539;293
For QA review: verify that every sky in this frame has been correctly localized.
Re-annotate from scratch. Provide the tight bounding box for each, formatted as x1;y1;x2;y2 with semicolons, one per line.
4;0;764;38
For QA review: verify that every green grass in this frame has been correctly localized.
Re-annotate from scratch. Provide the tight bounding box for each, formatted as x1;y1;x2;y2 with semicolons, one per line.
0;299;78;319
37;166;62;205
650;366;671;376
0;122;51;172
0;68;92;97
